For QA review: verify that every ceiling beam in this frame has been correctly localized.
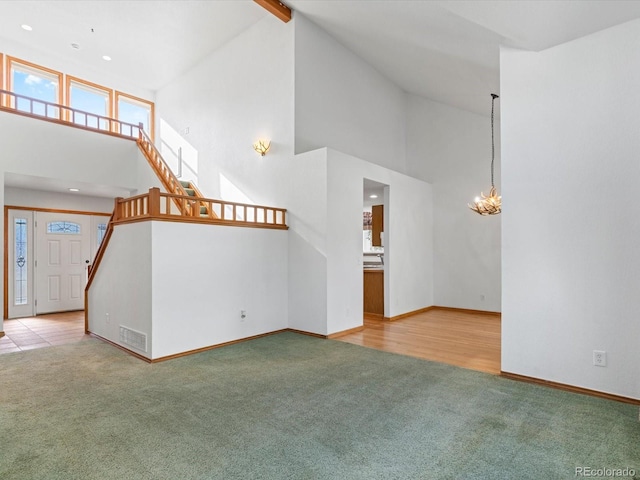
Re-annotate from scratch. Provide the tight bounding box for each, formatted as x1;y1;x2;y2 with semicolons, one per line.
254;0;292;23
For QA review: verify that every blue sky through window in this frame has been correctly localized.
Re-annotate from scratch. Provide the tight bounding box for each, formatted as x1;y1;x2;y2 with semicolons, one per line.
13;71;57;101
69;84;109;128
118;99;150;134
13;70;58;116
9;58;153;137
70;86;107;116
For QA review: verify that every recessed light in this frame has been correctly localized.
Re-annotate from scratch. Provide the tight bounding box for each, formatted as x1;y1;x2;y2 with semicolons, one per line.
68;188;80;192
102;55;111;61
369;194;378;199
21;24;33;31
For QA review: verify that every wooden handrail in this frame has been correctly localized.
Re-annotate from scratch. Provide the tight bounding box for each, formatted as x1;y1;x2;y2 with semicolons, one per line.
86;207;117;291
84;207;117;334
0;89;212;218
115;188;287;229
137;130;190;205
0;89;141;139
136;132;218;219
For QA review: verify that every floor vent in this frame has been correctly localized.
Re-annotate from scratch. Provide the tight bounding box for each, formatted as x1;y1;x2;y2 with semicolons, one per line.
119;326;147;353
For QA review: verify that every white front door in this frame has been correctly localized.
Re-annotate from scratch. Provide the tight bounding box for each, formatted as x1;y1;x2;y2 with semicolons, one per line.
35;212;91;314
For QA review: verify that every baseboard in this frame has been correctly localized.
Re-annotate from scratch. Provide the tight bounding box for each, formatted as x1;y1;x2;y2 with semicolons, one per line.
385;306;436;322
500;371;640;406
0;331;4;338
88;332;153;363
432;306;501;316
381;306;500;322
327;325;365;339
152;330;291;362
89;328;331;363
286;328;326;339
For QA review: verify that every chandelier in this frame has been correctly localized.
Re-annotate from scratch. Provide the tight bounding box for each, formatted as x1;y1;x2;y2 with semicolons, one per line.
469;94;501;215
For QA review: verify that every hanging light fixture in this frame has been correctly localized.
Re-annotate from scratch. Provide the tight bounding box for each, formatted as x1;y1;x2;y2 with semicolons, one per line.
469;93;501;215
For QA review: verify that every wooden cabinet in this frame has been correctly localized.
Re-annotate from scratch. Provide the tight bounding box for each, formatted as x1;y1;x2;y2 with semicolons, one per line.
364;269;384;315
371;204;383;247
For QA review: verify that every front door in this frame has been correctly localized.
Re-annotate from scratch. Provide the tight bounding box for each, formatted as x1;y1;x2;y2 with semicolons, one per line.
35;212;91;314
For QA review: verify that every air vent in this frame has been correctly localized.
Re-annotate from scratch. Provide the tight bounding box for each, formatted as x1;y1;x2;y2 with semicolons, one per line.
119;326;147;352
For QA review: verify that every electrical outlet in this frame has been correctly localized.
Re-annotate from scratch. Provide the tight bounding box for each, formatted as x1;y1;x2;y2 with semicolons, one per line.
480;294;485;301
240;310;246;320
593;350;607;367
105;313;110;325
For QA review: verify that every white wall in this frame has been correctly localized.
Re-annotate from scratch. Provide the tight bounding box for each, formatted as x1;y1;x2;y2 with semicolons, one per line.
501;19;640;399
155;15;294;208
157;16;335;335
326;149;433;334
294;15;407;174
0;111;142;189
88;221;153;359
287;149;328;334
4;187;113;213
151;221;288;358
87;220;288;360
406;95;501;312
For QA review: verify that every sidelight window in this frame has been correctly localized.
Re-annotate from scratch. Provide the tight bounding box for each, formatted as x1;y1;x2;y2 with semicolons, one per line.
14;218;28;305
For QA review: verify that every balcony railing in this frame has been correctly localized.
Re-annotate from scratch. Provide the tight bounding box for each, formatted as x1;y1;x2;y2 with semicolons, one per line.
0;89;141;139
116;188;287;229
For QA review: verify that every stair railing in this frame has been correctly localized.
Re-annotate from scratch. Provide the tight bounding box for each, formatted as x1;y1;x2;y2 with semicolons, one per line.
137;129;192;213
84;209;116;333
137;130;216;218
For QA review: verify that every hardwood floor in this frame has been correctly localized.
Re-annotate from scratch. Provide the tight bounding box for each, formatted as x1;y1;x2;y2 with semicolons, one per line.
0;311;87;354
0;309;501;376
335;308;501;375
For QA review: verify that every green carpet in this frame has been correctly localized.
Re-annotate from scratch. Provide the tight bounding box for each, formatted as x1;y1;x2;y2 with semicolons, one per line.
0;332;638;479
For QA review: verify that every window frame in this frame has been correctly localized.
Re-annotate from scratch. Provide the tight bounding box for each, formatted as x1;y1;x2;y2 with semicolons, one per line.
46;221;82;234
1;52;155;140
6;55;63;105
65;75;114;130
115;90;155;140
0;53;4;108
13;217;29;306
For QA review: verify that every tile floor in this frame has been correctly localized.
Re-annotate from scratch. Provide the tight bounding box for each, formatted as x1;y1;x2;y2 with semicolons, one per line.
0;311;87;354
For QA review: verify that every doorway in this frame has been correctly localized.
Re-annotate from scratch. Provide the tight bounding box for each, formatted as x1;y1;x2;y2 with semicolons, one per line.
363;179;388;318
6;208;110;319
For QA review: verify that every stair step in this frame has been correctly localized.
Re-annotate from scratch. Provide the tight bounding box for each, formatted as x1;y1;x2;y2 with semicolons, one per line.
180;180;190;188
185;188;196;196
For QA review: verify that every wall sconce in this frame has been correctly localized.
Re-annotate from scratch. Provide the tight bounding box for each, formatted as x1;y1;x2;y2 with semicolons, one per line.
253;140;271;156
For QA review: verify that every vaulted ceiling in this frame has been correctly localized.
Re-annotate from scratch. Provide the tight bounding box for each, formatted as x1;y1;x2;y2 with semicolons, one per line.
1;1;640;116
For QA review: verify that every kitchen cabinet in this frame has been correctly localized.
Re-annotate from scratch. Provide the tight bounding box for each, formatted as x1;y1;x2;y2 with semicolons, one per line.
363;269;384;315
372;204;383;247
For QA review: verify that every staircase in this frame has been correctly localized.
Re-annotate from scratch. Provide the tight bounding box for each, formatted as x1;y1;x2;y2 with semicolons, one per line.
137;130;214;218
180;180;209;216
